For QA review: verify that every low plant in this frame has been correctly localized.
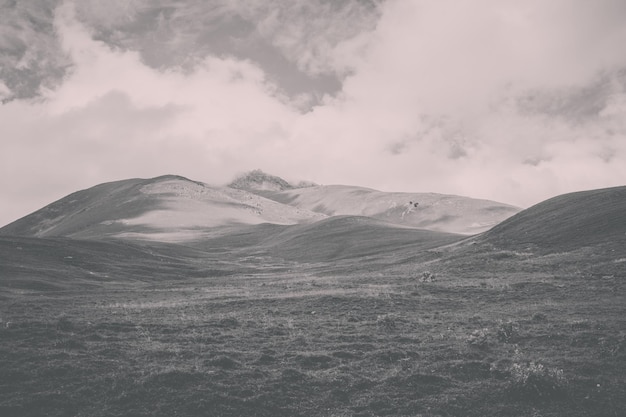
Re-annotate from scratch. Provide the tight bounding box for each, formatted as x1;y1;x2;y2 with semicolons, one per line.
419;271;436;282
376;314;398;331
509;360;567;400
531;312;547;322
466;328;490;349
496;320;519;343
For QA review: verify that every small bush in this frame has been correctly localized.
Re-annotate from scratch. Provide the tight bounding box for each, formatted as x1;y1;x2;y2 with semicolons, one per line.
419;271;436;282
599;334;626;358
531;312;547;322
467;328;490;349
509;361;567;400
376;314;398;331
496;320;519;343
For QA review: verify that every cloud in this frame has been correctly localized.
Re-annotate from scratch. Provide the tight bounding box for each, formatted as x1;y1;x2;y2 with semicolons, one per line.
0;0;70;101
69;0;380;102
1;0;626;226
296;0;626;202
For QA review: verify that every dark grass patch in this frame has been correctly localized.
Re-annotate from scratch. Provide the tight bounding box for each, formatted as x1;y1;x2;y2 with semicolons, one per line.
206;355;241;370
384;372;453;397
295;354;335;370
447;360;492;382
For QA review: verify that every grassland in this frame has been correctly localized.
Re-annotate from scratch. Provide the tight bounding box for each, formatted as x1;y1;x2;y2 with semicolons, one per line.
1;235;624;417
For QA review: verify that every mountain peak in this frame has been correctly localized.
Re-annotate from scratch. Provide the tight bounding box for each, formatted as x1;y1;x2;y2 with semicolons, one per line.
228;170;295;192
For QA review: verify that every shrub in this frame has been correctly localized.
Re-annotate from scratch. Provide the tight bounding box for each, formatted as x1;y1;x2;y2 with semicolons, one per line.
467;328;490;349
419;271;436;282
376;314;398;331
531;312;547;322
496;320;519;343
509;361;567;400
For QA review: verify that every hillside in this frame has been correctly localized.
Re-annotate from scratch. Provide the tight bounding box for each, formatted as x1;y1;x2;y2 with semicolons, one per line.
257;215;462;263
0;235;205;291
0;175;324;242
256;184;520;234
479;185;626;252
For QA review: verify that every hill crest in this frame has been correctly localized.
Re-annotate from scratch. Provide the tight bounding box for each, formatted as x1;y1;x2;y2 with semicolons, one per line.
479;185;626;252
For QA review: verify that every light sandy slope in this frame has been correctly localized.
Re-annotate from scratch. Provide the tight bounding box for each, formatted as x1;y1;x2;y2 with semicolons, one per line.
258;185;520;234
0;175;326;243
115;178;325;241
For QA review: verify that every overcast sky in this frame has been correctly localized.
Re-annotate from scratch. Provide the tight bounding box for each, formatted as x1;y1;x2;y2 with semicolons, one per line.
1;0;626;226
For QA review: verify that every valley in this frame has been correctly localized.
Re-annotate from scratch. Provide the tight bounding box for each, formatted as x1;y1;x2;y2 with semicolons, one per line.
0;173;624;416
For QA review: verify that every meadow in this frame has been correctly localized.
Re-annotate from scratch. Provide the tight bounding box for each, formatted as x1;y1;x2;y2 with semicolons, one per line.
1;236;624;417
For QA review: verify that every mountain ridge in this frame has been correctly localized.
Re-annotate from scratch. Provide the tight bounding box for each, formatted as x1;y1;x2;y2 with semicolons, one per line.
0;172;521;240
0;175;324;242
254;184;521;234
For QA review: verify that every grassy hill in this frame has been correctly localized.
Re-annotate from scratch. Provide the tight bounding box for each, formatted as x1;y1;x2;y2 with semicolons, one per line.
479;185;626;252
257;215;462;263
0;235;248;293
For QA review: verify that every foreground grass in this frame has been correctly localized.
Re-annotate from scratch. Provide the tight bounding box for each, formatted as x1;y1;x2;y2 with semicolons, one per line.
1;258;625;417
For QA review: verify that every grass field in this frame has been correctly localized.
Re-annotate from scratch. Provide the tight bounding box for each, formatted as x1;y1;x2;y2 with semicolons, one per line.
1;234;624;417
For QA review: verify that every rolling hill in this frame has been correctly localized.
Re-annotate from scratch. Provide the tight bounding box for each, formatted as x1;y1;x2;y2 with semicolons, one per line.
478;185;626;252
0;235;187;291
254;215;461;263
0;172;520;244
0;175;324;242
183;215;463;267
240;179;520;234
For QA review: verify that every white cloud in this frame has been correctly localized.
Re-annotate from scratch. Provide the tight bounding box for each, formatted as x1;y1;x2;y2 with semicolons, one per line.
293;0;626;203
0;80;10;101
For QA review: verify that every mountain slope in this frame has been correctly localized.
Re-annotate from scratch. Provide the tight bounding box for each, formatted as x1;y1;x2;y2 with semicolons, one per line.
0;175;325;242
0;236;198;291
255;185;520;234
479;185;626;252
256;215;463;263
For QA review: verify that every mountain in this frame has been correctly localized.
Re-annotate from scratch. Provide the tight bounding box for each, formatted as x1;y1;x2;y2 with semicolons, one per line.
478;185;626;252
0;175;324;242
1;173;520;243
251;184;520;234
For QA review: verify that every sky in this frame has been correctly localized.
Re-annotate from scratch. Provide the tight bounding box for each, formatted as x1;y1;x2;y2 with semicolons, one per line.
1;0;626;226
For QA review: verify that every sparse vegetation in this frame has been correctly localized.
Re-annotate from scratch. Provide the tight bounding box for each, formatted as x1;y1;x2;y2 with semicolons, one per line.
419;271;436;282
1;249;624;417
467;328;491;349
508;356;568;400
496;320;519;343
